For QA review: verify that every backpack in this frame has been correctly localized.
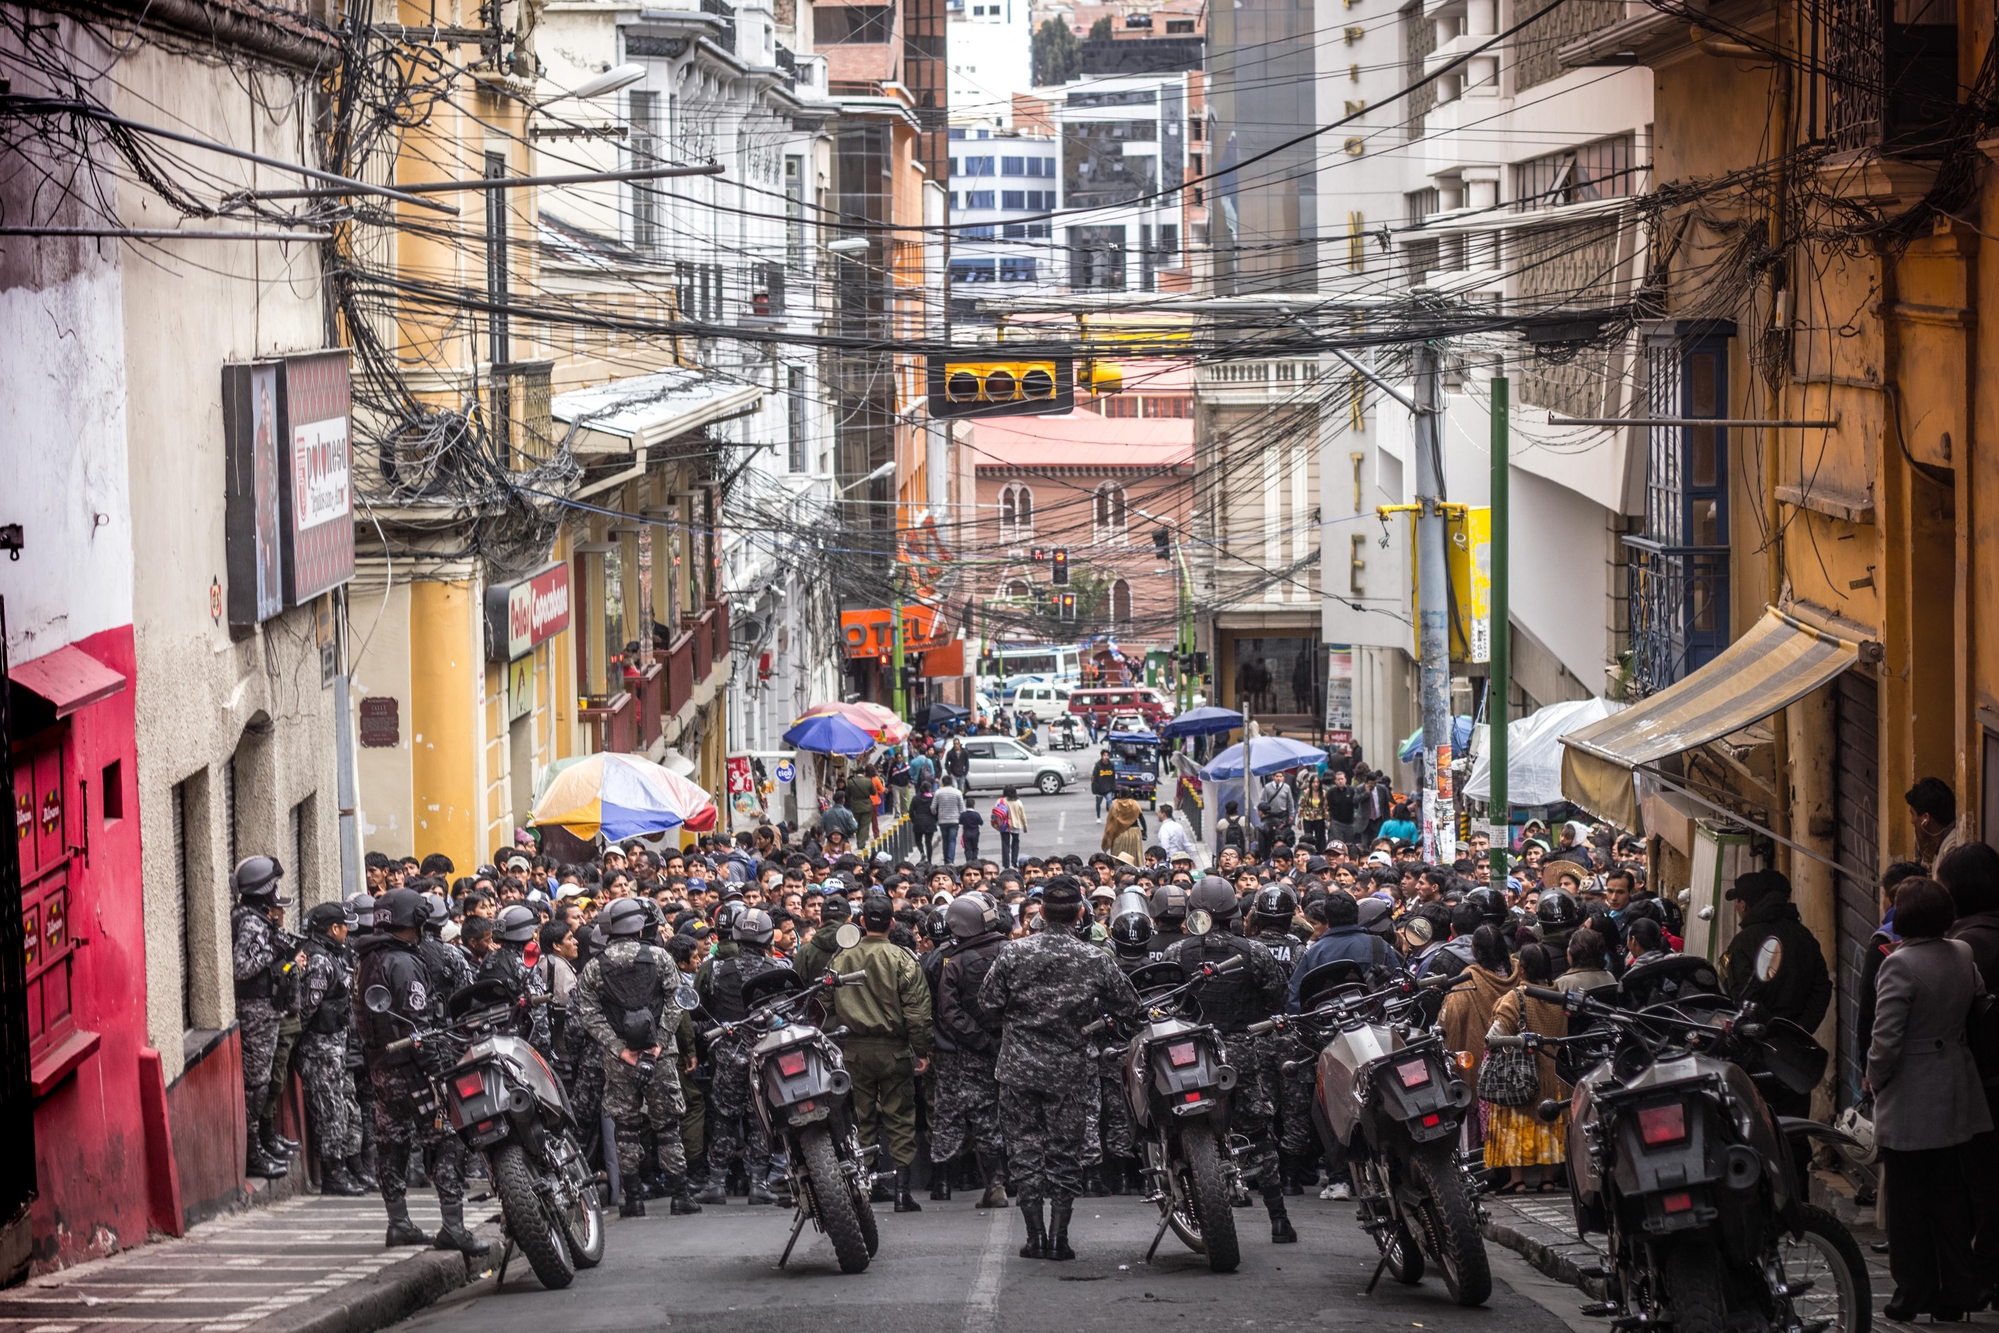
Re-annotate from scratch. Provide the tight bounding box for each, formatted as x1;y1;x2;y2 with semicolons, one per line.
991;800;1012;832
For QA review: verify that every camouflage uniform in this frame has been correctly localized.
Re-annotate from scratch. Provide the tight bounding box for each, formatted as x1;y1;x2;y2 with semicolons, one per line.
572;939;689;1185
297;935;362;1163
1163;931;1289;1189
354;933;465;1215
697;949;792;1188
1253;929;1318;1162
231;904;282;1122
929;932;1006;1164
979;930;1140;1204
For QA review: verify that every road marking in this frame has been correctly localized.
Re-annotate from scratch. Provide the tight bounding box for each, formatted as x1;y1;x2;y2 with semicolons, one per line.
964;1206;1006;1333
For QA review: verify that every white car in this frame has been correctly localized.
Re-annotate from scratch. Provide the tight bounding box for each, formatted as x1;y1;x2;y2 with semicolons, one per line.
960;737;1078;795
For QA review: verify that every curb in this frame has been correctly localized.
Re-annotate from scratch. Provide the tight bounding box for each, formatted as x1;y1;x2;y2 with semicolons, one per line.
239;1224;503;1333
1480;1208;1611;1301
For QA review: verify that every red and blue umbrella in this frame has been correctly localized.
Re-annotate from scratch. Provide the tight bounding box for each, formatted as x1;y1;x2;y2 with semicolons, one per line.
783;712;878;756
531;752;718;841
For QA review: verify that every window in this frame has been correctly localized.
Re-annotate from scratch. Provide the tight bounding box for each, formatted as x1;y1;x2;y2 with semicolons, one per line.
484;151;510;364
1628;329;1733;692
1093;483;1128;540
1002;156;1025;175
1000;481;1034;541
962;224;994;239
967;190;995;208
1002;190;1024;209
1068;225;1126;289
788;366;808;472
949;126;967;139
950;259;996;283
1004;579;1032;600
999;257;1037;281
1166;17;1195;31
288;797;311;929
100;760;123;821
963;155;996;175
1513;134;1637;211
814;3;894;42
1111;578;1133;626
630;91;661;252
1405;186;1439;225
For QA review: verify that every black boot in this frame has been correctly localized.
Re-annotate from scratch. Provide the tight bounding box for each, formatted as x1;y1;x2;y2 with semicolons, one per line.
1107;1157;1127;1196
1280;1153;1304;1197
261;1117;300;1157
620;1191;647;1218
666;1173;703;1215
320;1159;368;1197
694;1153;727;1204
346;1153;379;1192
384;1194;431;1248
1265;1187;1298;1243
1048;1198;1075;1260
434;1201;493;1257
1084;1165;1110;1198
871;1172;894;1204
246;1132;289;1179
1017;1197;1047;1258
895;1165;923;1213
975;1154;1009;1209
930;1164;952;1202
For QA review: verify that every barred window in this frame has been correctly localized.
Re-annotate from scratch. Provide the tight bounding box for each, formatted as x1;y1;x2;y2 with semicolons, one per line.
1512;134;1637;211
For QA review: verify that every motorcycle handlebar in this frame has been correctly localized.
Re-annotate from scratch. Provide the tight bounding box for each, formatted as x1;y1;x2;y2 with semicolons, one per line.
1485;1033;1532;1050
1206;955;1246;976
837;971;870;986
701;1026;727;1044
385;1036;415;1056
1522;985;1569;1004
1245;1018;1279;1036
1081;1017;1111;1037
1417;970;1471;991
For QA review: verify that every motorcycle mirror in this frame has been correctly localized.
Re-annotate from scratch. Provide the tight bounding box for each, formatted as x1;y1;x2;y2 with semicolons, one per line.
834;922;863;950
363;984;392;1013
1753;936;1782;984
1185;908;1213;937
674;981;701;1012
1535;1098;1565;1124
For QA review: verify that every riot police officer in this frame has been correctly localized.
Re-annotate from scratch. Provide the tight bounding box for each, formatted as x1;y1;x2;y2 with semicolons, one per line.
695;906;794;1204
231;855;299;1179
354;889;490;1256
1248;885;1314;1197
1147;881;1191;956
298;902;367;1195
478;905;553;1060
1107;891;1156;972
932;893;1009;1209
1162;877;1295;1242
572;898;700;1218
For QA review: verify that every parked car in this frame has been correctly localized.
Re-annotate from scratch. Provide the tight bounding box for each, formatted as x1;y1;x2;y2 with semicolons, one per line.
960;736;1078;795
1068;686;1173;729
1012;681;1074;721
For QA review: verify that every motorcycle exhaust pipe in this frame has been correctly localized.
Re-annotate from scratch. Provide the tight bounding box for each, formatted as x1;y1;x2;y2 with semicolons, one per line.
1216;1065;1238;1092
1725;1144;1762;1192
829;1070;852;1096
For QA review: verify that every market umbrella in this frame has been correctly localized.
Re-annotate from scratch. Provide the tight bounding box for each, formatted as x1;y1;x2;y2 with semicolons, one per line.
909;701;969;730
1398;716;1475;763
530;752;718;842
1160;704;1244;738
796;701;911;745
783;712;879;756
1199;736;1328;780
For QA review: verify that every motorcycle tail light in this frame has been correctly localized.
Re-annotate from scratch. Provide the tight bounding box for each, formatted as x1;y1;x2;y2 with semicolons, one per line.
1638;1103;1689;1147
1185;1091;1203;1103
776;1051;809;1077
454;1073;486;1100
1421;1113;1441;1128
1396;1059;1431;1089
1661;1192;1693;1214
1167;1041;1199;1068
1456;1051;1475;1072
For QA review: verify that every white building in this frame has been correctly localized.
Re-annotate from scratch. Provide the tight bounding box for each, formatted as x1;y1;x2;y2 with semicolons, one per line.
1052;66;1195;292
946;0;1033;124
948;124;1062;297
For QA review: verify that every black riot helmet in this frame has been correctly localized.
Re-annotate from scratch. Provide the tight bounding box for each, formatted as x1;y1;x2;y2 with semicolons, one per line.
345;892;377;934
497;905;538;944
1251;885;1298;928
421;892;449;934
1357;897;1396;939
233;855;291;905
1188;876;1240;921
1149;881;1190;926
1535;889;1582;938
1109;890;1156;950
599;898;648;938
1464;886;1510;929
713;900;744;935
859;890;895;933
374;888;431;931
924;907;952;945
945;894;1001;939
734;908;776;947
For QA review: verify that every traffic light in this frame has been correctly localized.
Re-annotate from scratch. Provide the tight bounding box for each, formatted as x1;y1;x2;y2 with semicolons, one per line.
1051;548;1069;585
1081;361;1124;395
1058;593;1076;620
1029;546;1049;562
1152;526;1173;560
926;355;1075;419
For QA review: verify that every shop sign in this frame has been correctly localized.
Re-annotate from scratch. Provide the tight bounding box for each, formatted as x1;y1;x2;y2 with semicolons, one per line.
840;605;951;658
1324;645;1353;744
486;563;572;662
280;351;355;605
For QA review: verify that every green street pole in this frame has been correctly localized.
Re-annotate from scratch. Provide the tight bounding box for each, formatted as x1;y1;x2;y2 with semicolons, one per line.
1488;375;1510;883
892;584;907;720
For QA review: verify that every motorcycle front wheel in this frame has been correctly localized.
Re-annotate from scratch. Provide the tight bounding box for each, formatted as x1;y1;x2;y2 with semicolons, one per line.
553;1131;605;1269
1411;1144;1491;1306
1183;1124;1241;1274
801;1125;872;1274
491;1142;577;1289
1780;1204;1871;1333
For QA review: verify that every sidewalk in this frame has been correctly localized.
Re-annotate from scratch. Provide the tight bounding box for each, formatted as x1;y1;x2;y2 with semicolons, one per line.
0;1195;497;1333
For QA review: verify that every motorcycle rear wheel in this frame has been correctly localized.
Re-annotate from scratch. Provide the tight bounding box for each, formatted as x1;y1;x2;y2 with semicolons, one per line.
492;1142;577;1290
1781;1204;1871;1333
553;1131;605;1269
1659;1238;1728;1333
1378;1221;1425;1284
801;1125;872;1274
1184;1124;1241;1274
1412;1145;1491;1306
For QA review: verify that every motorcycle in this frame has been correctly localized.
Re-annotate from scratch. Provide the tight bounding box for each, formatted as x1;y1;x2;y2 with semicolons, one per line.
1087;955;1251;1273
1508;969;1871;1333
1284;961;1491;1306
363;978;605;1290
701;962;880;1274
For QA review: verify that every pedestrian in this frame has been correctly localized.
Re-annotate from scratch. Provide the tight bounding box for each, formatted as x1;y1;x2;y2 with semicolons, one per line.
979;877;1140;1260
846;763;880;844
1378;801;1418;844
992;787;1024;868
1101;797;1144;865
1296;772;1327;853
1216;800;1250;855
1910;776;1969;872
946;739;971;788
230;855;299;1179
1868;878;1991;1320
911;780;940;862
1439;925;1515;1163
959;797;986;865
1938;843;1999;1284
1090;752;1116;819
935;777;966;865
1483;940;1567;1192
832;891;936;1212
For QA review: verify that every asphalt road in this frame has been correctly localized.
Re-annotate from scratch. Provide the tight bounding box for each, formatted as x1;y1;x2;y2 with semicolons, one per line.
969;736;1157;861
394;1189;1590;1333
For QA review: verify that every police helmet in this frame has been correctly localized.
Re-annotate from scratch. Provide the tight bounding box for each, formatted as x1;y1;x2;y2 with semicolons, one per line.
713;900;744;934
923;908;952;945
1189;876;1239;920
1357;897;1396;938
820;893;852;925
600;897;648;938
1109;890;1156;949
1464;886;1510;929
859;890;895;933
1149;882;1190;924
232;855;292;905
946;894;1001;940
374;887;431;931
1251;885;1298;926
304;901;351;934
733;908;776;947
497;904;539;944
344;892;377;932
421;892;449;934
1535;889;1582;938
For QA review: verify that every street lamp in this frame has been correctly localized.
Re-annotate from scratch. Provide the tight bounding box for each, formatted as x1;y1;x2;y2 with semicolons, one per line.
837;459;896;493
826;235;872;255
536;63;646;109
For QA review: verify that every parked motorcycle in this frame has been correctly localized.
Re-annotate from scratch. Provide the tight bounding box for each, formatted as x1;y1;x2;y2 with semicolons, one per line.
1283;962;1491;1306
701;963;880;1274
1087;955;1250;1272
363;979;604;1290
1510;968;1870;1333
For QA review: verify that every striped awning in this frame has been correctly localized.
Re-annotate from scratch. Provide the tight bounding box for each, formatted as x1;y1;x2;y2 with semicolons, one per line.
1560;608;1861;830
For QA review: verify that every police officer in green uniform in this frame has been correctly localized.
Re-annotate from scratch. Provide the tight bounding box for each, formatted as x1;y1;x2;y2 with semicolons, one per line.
832;890;934;1212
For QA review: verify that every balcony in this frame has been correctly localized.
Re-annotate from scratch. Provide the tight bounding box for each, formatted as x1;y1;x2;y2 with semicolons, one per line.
708;595;730;660
489;360;556;472
686;608;714;682
637;661;665;749
1627;542;1730;696
581;690;638;754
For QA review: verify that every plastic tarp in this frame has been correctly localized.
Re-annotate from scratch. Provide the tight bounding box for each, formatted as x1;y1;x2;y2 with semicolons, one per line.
1463;697;1626;806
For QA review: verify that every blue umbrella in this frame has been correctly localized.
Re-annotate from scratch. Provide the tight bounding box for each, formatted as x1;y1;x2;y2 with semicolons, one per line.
1398;716;1475;763
1199;736;1328;780
1160;705;1245;738
782;713;877;756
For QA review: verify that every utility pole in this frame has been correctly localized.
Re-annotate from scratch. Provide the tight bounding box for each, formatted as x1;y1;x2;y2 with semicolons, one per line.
1488;376;1509;883
1412;343;1454;865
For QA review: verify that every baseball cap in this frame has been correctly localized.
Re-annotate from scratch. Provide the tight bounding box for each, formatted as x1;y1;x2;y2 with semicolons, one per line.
1367;850;1393;866
1090;885;1118;902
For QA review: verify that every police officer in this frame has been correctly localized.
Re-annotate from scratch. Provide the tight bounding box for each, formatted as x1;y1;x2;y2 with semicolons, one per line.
479;905;554;1060
931;894;1009;1209
1163;877;1295;1243
343;892;380;1190
1147;881;1191;956
298;902;367;1196
354;889;490;1256
1722;870;1834;1037
695;906;793;1204
1107;890;1155;972
832;890;935;1213
919;905;958;1202
1249;886;1315;1197
1534;888;1583;959
979;877;1140;1261
571;898;700;1218
231;856;300;1179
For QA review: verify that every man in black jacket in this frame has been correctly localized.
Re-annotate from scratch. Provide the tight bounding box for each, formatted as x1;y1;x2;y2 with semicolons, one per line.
1721;869;1833;1034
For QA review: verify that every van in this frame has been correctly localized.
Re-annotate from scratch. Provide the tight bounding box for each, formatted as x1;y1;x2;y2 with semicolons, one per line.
1068;686;1172;728
1011;681;1072;720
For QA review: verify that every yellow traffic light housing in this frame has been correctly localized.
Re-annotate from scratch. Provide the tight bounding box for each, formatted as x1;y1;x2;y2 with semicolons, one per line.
1081;360;1124;395
926;355;1075;418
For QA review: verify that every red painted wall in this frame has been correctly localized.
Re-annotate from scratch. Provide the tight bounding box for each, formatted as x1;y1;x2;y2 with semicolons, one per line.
23;624;153;1270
